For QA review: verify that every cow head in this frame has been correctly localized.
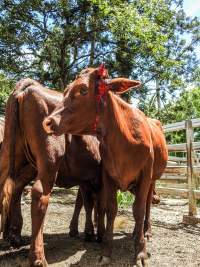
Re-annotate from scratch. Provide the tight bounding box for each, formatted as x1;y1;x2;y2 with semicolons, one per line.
43;65;141;136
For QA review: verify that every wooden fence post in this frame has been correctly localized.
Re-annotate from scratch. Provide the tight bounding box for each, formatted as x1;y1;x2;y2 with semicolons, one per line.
186;120;197;216
183;120;200;224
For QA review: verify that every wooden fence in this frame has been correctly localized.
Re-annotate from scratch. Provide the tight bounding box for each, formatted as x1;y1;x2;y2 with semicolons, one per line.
157;118;200;224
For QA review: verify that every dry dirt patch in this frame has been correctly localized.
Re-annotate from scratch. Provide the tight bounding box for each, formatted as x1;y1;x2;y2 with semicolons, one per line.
0;191;200;267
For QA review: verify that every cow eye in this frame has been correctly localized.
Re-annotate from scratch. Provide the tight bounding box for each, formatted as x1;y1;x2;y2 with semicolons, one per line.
80;88;88;95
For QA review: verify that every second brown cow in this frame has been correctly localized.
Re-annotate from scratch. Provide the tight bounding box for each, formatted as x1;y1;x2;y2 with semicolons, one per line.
0;79;101;267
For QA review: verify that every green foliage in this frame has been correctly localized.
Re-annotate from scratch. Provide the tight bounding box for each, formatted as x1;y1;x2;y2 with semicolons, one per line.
0;0;199;103
117;191;134;208
0;74;14;113
102;0;200;103
159;86;200;124
148;86;200;144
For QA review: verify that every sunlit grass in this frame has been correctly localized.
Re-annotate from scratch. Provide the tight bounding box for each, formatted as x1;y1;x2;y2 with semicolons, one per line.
117;191;134;208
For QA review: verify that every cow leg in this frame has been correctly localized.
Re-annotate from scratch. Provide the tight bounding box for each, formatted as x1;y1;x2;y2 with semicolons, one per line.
80;186;95;242
93;198;98;228
132;161;153;267
8;164;36;248
152;187;160;204
2;216;10;240
144;185;160;240
132;184;158;240
1;139;26;240
29;167;58;267
99;171;117;265
96;195;105;243
69;187;83;237
96;171;107;243
144;184;154;241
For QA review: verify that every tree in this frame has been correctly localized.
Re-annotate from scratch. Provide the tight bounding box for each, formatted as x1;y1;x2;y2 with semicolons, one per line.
103;0;200;108
0;74;14;113
0;0;108;88
158;86;200;123
0;0;199;108
151;86;200;144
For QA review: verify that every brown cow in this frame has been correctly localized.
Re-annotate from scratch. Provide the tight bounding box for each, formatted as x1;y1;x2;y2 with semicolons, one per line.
0;100;159;247
0;79;101;267
0;117;4;147
1;117;98;241
44;66;168;266
0;116;98;245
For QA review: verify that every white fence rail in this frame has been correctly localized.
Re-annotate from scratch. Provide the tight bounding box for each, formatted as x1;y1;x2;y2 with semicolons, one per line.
163;118;200;133
158;119;200;224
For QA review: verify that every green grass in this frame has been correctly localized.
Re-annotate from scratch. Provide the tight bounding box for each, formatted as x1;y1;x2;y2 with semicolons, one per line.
117;191;134;208
196;199;200;206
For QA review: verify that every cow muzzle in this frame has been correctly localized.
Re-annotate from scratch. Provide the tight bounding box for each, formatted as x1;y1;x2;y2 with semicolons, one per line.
43;116;59;134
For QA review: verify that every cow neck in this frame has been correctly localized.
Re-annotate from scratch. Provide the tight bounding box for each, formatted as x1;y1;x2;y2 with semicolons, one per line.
99;92;152;190
102;92;142;144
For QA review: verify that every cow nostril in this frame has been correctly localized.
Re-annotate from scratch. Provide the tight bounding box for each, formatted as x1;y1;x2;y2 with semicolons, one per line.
43;116;61;134
45;118;52;127
43;117;54;133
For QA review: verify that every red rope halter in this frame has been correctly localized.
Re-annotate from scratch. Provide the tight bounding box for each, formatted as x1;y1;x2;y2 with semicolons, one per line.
92;64;109;133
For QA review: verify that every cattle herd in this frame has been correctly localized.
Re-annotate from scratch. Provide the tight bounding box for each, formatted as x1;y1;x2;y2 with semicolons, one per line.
0;65;168;267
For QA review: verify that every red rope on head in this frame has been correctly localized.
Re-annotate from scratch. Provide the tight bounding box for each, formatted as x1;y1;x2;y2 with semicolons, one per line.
97;63;108;97
98;63;108;78
92;64;109;134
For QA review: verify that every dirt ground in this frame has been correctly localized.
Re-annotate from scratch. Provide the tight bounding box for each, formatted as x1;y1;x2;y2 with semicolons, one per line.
0;189;200;267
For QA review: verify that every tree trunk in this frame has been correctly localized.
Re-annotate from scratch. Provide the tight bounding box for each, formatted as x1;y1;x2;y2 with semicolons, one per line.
89;37;95;66
156;78;161;116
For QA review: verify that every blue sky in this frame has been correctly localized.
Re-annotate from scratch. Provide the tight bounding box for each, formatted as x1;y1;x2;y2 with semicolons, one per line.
183;0;200;58
183;0;200;17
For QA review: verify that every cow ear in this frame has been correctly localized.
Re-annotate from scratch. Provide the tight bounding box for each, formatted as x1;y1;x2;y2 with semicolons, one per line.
107;78;142;94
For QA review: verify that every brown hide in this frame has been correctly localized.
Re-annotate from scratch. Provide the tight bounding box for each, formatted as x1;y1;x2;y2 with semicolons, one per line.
44;67;168;266
147;118;168;181
0;117;4;147
0;79;101;267
0;119;99;247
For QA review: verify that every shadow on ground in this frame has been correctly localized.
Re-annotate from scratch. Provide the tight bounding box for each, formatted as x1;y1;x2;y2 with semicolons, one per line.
0;233;135;267
1;219;200;267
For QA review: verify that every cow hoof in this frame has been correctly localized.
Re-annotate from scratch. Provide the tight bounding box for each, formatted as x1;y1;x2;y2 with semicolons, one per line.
132;230;136;240
96;235;103;243
133;259;149;267
33;260;43;267
144;231;152;241
2;233;8;240
133;252;149;267
84;233;95;242
133;258;149;267
98;256;111;265
69;229;79;238
32;259;48;267
152;195;160;204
